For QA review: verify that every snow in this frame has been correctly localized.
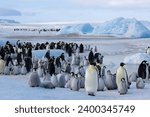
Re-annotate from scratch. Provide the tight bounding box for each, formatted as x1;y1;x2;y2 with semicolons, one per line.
124;53;150;64
32;49;64;58
1;37;150;100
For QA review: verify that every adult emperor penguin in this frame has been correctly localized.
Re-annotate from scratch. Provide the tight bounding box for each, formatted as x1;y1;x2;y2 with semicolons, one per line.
116;62;129;89
70;74;80;91
146;46;150;55
138;60;147;79
136;77;145;89
0;56;5;74
118;78;128;95
28;68;41;87
85;63;98;96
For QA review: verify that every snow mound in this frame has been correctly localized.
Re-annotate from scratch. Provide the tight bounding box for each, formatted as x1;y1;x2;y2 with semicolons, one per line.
58;23;94;35
124;53;150;64
32;49;64;58
93;17;150;38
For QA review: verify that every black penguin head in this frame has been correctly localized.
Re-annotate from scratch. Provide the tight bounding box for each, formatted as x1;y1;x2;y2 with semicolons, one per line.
120;62;125;66
142;60;147;64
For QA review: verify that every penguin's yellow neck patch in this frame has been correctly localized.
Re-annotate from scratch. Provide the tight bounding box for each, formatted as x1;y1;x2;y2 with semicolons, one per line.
88;65;95;72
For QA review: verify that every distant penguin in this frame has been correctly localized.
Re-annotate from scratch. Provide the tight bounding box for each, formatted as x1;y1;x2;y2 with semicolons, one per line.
118;78;128;95
97;76;105;91
57;73;66;88
105;70;116;90
75;53;80;65
0;56;5;74
40;81;55;89
21;64;27;75
28;68;41;87
71;53;76;65
116;62;129;89
136;77;145;89
138;60;147;79
78;73;85;88
146;46;150;55
83;56;88;66
51;74;58;87
85;65;98;96
65;63;71;74
129;72;138;82
94;46;97;52
70;74;80;91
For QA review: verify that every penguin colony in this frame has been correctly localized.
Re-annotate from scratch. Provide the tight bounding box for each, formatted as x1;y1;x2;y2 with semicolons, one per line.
0;40;150;96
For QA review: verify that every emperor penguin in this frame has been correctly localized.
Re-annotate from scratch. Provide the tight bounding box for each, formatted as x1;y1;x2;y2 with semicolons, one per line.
21;64;27;75
85;64;98;96
146;46;150;55
0;56;5;74
70;74;80;91
13;64;20;75
105;70;116;90
97;76;105;91
51;74;58;87
43;70;51;82
78;73;85;88
4;65;10;75
37;65;44;78
118;78;128;95
136;77;145;89
116;62;129;89
129;72;138;82
57;72;66;88
138;60;147;79
40;81;55;89
71;53;76;65
28;68;41;87
65;72;74;88
75;53;80;65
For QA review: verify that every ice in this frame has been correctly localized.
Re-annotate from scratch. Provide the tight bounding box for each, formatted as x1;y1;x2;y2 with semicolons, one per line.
93;17;150;38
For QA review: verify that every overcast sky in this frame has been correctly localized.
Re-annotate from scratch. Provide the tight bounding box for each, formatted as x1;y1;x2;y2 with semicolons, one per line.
0;0;150;23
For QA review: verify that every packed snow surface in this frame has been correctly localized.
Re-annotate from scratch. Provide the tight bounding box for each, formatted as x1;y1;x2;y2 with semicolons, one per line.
1;37;150;100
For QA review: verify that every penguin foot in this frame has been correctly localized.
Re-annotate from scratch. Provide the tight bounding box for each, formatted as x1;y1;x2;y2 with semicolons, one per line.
88;93;95;96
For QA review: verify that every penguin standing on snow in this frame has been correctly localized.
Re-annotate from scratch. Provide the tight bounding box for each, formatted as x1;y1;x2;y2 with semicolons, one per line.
146;46;150;55
0;56;5;74
57;72;66;88
85;51;98;96
70;74;80;91
28;68;41;87
116;62;129;89
138;60;147;79
136;77;145;89
105;70;116;90
97;66;105;91
118;78;128;95
51;74;58;87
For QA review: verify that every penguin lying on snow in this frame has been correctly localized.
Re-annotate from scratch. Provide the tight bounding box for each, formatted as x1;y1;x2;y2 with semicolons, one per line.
40;81;55;89
118;78;128;95
136;77;145;89
28;68;41;87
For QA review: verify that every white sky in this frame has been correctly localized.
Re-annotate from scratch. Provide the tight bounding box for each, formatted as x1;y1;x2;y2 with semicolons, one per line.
0;0;150;23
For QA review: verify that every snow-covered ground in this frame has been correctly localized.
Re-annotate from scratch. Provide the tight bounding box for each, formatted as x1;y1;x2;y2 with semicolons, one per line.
0;37;150;100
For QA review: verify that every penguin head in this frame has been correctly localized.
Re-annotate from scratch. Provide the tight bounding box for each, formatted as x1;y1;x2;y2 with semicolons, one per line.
120;62;125;67
71;72;75;76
